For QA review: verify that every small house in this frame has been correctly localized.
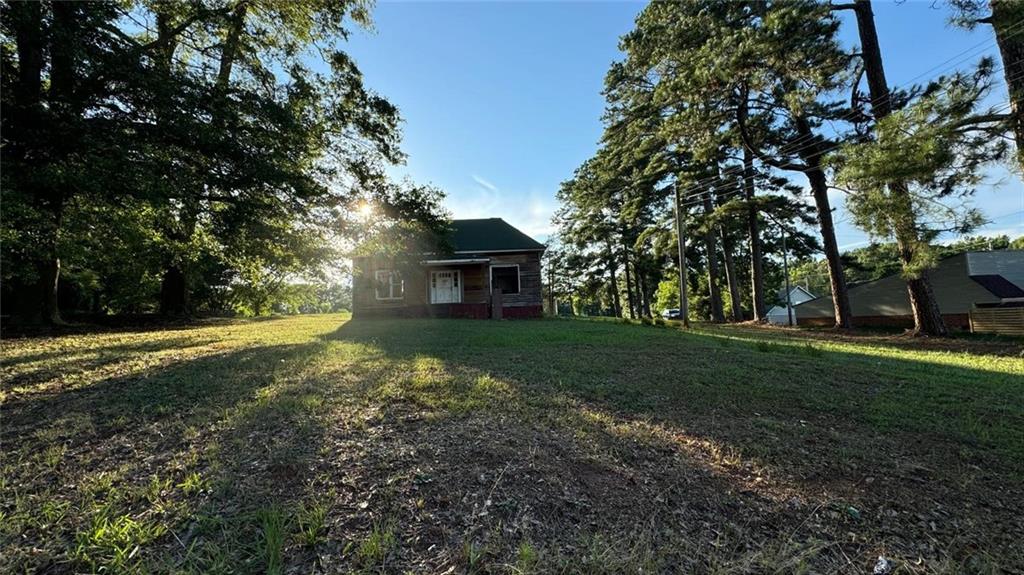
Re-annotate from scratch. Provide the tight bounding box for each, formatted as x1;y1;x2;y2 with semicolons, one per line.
352;218;545;319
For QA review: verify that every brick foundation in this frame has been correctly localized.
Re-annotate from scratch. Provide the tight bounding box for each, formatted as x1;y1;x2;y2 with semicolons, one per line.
354;303;542;320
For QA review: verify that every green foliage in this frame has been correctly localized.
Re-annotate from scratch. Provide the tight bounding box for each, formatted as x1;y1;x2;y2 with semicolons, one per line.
653;278;680;316
515;540;539;572
258;507;286;575
73;508;167;572
554;0;855;325
1;0;447;322
356;520;398;568
833;62;1009;278
295;501;328;547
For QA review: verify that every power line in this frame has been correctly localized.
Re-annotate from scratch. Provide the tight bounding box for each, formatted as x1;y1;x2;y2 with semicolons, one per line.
659;21;1024;201
668;86;1019;203
571;22;1024;239
669;82;1017;202
670;96;1017;214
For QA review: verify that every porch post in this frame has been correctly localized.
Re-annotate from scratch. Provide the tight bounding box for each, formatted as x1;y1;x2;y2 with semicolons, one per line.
492;288;503;320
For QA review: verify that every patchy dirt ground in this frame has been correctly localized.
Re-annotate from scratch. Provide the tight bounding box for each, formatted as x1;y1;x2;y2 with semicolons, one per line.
2;315;1022;573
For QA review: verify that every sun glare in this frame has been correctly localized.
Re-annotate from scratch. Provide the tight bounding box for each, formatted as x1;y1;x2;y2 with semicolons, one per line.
357;202;373;219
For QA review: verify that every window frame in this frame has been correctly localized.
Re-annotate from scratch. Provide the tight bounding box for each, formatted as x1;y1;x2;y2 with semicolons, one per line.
489;264;521;295
374;269;404;301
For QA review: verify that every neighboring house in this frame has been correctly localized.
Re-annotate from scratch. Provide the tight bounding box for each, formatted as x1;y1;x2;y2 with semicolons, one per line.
766;286;816;325
795;250;1024;332
352;218;545;319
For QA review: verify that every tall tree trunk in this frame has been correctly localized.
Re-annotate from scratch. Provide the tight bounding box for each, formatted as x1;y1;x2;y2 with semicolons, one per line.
160;1;248;318
12;1;43;115
35;1;79;325
853;0;947;336
795;118;853;329
674;184;690;327
637;262;652;318
741;149;766;321
990;0;1024;172
8;1;50;324
160;266;190;316
623;245;637;319
153;8;194;318
717;213;744;321
155;10;179;75
38;195;65;325
608;273;621;317
217;2;249;93
547;259;556;315
606;243;622;317
702;194;725;323
160;207;198;316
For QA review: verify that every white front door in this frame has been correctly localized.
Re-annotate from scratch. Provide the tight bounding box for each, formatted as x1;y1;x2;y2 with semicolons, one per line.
430;270;461;304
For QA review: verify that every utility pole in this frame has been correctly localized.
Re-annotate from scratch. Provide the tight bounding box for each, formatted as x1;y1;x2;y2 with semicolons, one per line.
781;225;793;326
674;184;690;328
765;212;794;326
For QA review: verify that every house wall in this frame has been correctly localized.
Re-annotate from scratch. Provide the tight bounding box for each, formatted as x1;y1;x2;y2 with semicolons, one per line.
794;254;1001;329
352;252;543;319
788;287;816;306
488;252;542;309
352;256;425;315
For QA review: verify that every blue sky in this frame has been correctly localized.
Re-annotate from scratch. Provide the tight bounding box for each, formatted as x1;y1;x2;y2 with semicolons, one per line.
345;0;1024;248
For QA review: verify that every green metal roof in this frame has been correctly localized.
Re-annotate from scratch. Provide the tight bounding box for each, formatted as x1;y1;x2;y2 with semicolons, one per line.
449;218;545;253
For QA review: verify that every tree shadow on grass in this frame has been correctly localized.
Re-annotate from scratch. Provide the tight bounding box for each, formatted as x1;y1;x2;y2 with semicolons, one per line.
1;338;337;573
326;318;1024;572
1;336;224;392
1;313;296;341
4;316;1020;573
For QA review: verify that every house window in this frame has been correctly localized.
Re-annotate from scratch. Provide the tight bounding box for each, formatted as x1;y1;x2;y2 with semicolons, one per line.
374;270;404;300
490;265;520;295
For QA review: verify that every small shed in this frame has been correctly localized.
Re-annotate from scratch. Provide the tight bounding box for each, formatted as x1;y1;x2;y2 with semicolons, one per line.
767;286;816;325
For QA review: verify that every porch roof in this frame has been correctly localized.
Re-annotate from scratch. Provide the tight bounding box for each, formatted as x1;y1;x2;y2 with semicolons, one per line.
419;258;491;266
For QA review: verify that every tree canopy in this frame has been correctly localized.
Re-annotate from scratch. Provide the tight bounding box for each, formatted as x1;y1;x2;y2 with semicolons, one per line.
1;0;447;322
551;0;1020;334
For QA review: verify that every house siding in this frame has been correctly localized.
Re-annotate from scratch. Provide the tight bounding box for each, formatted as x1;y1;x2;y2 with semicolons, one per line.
489;252;542;308
352;251;543;319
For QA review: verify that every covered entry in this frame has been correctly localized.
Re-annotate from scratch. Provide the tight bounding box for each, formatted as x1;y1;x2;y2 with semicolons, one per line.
430;270;461;304
420;258;491;317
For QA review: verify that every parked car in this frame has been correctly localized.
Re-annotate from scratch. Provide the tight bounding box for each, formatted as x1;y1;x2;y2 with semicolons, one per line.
661;308;681;320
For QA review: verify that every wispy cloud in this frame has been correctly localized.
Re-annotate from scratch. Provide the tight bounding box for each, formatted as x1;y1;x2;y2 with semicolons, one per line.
471;174;498;193
447;180;556;242
838;239;871;251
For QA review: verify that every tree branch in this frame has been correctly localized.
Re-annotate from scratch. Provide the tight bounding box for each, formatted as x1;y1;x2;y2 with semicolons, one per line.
734;107;809;173
947;112;1012;132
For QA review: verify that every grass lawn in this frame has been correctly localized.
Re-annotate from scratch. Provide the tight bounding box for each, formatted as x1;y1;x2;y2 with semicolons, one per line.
2;314;1022;573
